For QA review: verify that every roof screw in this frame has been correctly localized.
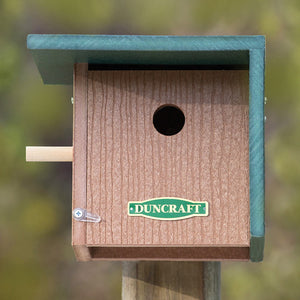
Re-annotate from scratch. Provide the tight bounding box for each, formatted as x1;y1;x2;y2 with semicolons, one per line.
71;97;74;105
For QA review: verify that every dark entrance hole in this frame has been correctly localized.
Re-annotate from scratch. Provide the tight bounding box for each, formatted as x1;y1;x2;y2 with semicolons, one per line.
153;105;185;136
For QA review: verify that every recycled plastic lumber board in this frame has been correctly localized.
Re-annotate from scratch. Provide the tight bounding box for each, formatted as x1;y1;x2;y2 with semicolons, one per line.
72;63;91;261
71;69;251;260
27;35;265;84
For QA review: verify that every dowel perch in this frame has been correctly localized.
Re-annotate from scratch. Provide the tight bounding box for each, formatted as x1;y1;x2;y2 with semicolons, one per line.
26;146;73;162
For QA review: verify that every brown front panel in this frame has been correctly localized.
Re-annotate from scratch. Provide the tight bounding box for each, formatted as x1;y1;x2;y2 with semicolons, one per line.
85;70;249;249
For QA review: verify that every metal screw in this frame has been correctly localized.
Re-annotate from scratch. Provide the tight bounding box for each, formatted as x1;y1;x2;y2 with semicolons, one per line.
264;97;267;105
73;208;84;220
71;97;74;104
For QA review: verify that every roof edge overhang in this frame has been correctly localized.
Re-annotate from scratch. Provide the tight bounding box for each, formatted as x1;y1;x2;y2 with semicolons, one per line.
27;35;265;85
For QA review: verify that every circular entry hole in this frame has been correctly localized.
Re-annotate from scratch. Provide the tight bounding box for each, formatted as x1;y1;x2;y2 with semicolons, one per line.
153;104;185;136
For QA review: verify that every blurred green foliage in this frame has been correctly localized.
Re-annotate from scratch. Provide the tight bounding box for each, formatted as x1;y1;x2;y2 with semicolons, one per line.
0;0;299;299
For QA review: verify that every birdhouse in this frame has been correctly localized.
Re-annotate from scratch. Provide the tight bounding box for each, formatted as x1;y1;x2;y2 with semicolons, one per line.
26;35;265;262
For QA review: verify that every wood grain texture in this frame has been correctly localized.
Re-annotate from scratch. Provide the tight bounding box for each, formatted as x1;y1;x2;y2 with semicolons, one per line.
203;262;221;300
122;261;220;300
27;34;264;84
122;262;204;300
85;70;249;251
72;63;91;261
249;49;265;262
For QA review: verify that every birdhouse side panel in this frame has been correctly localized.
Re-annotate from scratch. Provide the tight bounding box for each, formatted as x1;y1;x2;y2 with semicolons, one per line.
72;63;90;261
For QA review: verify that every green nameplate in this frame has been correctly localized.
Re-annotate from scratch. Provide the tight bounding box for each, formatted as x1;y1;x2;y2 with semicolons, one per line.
128;198;208;220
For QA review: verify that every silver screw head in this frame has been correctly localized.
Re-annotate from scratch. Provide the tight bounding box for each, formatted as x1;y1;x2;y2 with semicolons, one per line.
73;208;85;220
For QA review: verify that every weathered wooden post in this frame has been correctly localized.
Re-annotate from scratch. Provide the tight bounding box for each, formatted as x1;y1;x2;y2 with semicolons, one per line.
26;35;265;299
122;261;220;300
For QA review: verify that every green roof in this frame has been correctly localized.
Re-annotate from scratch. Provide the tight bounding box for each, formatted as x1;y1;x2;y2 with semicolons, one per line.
27;35;265;84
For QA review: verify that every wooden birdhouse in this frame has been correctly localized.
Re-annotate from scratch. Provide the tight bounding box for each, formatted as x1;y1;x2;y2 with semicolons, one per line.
26;35;265;262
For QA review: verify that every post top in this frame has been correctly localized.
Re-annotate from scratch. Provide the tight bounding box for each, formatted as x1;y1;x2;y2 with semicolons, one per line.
27;35;265;84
